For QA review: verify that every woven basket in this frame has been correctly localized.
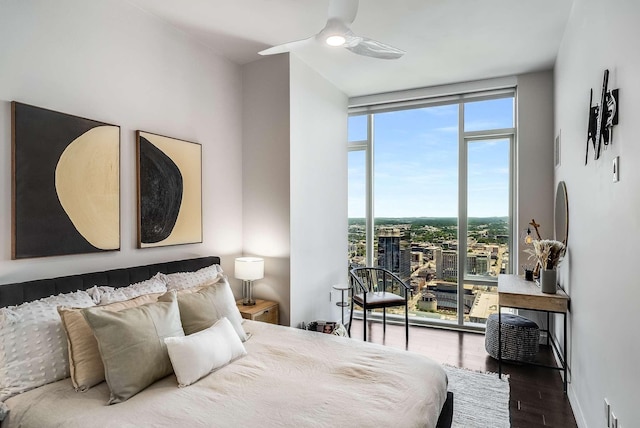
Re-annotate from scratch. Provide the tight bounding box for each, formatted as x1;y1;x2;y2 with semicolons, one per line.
485;313;540;363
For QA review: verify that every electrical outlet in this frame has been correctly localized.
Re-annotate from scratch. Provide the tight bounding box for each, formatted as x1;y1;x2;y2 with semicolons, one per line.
613;156;620;182
611;411;618;428
605;398;611;427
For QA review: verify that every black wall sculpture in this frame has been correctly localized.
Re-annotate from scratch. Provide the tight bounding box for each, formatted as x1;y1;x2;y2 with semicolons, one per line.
586;69;619;164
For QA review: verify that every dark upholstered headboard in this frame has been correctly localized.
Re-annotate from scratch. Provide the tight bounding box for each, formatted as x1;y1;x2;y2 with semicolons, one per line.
0;256;220;308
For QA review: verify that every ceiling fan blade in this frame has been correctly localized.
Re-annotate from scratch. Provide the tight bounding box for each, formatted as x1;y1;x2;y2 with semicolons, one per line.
328;0;359;25
258;37;314;56
345;37;405;60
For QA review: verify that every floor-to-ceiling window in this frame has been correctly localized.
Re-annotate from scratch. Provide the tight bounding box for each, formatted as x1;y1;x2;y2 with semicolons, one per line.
348;90;515;329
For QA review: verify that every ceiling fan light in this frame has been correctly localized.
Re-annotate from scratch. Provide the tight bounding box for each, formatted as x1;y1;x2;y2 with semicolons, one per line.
326;35;346;46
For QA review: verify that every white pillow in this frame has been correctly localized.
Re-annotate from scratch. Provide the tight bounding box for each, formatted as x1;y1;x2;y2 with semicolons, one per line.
0;290;95;402
159;264;223;291
164;317;247;387
88;273;167;305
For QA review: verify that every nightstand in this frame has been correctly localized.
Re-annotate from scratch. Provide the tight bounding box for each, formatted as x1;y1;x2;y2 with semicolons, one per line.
236;299;279;325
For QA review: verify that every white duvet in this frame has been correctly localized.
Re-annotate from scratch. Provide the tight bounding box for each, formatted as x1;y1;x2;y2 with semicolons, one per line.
3;320;448;428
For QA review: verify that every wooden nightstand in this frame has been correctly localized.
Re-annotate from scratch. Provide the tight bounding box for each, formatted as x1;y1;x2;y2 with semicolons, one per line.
236;299;279;325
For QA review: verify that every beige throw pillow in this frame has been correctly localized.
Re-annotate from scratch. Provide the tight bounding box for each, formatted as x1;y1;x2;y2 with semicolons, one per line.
58;293;161;391
82;292;184;404
159;277;247;341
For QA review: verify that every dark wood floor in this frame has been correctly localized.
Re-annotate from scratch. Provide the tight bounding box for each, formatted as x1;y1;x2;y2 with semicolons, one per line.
349;320;577;428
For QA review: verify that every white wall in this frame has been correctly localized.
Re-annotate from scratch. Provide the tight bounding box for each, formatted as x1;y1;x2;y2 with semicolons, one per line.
241;55;292;325
242;54;348;327
289;56;348;327
0;1;349;329
0;0;243;286
554;0;640;426
516;71;555;271
515;71;555;331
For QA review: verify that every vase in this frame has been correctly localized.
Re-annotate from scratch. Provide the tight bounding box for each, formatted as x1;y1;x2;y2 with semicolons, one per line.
540;269;557;294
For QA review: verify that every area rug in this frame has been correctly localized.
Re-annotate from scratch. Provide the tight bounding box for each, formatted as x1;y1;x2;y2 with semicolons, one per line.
442;365;510;428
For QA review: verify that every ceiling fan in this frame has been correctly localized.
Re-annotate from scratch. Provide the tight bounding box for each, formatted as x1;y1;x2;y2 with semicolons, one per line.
258;0;405;60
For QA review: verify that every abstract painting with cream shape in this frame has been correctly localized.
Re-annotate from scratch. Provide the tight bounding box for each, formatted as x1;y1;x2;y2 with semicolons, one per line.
11;102;120;259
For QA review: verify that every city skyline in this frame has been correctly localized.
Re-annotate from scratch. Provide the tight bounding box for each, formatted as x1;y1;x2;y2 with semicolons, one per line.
348;219;507;325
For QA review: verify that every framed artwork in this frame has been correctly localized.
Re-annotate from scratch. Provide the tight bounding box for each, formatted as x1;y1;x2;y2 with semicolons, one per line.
12;102;120;259
136;131;202;248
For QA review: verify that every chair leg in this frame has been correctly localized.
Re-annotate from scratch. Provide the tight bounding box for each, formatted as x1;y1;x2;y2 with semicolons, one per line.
363;308;367;341
405;301;409;346
348;299;354;338
383;308;386;335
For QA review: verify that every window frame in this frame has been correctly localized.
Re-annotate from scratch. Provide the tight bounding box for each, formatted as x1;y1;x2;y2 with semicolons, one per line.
348;88;516;331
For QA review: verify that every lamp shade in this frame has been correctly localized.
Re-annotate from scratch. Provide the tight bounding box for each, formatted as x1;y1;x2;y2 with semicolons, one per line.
234;257;264;281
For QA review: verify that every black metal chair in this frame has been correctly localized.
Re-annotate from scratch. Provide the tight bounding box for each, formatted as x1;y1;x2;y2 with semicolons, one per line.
348;267;411;345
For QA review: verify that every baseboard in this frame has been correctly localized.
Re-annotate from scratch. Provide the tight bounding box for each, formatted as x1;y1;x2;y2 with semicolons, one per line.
549;333;588;428
568;382;588;428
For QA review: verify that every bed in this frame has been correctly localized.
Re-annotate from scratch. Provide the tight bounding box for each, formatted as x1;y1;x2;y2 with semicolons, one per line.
0;256;453;428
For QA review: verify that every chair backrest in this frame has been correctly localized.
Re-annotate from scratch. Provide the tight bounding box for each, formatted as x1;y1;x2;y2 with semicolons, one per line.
350;267;410;296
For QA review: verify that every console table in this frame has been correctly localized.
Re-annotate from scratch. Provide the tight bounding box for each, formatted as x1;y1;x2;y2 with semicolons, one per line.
497;274;570;393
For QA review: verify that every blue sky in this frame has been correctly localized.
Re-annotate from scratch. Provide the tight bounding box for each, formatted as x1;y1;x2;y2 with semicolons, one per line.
348;97;513;218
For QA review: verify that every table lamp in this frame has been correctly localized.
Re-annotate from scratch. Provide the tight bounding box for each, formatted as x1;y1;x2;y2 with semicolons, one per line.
235;257;264;306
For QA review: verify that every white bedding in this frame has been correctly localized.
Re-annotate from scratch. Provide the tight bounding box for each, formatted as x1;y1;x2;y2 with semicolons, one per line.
2;320;448;428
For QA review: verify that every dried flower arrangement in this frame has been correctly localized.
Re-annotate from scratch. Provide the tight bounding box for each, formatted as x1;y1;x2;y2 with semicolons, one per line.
526;239;566;271
524;218;566;272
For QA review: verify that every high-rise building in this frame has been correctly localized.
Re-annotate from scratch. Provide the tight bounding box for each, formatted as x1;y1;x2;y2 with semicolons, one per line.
467;252;490;275
411;251;424;265
441;250;458;279
377;228;411;282
435;249;491;279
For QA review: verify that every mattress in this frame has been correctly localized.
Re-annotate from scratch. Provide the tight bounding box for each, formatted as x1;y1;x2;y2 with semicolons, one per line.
2;320;448;428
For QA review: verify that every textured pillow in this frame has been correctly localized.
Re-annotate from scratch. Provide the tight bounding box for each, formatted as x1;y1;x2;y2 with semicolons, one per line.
87;273;167;305
159;277;247;341
159;264;223;291
0;291;95;402
165;317;247;387
58;293;162;391
82;292;184;404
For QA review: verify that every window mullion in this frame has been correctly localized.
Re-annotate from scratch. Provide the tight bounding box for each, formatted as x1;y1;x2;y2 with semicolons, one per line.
365;114;374;267
457;103;467;327
509;135;516;275
463;128;515;139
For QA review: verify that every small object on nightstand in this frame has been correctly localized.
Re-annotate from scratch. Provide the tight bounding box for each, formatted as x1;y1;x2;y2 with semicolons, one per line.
524;268;534;281
236;299;279;325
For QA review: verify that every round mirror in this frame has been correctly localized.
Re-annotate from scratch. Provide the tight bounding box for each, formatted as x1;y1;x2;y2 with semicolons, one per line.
554;181;569;244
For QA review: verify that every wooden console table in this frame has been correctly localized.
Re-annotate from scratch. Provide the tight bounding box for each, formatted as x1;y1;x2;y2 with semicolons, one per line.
497;274;570;393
